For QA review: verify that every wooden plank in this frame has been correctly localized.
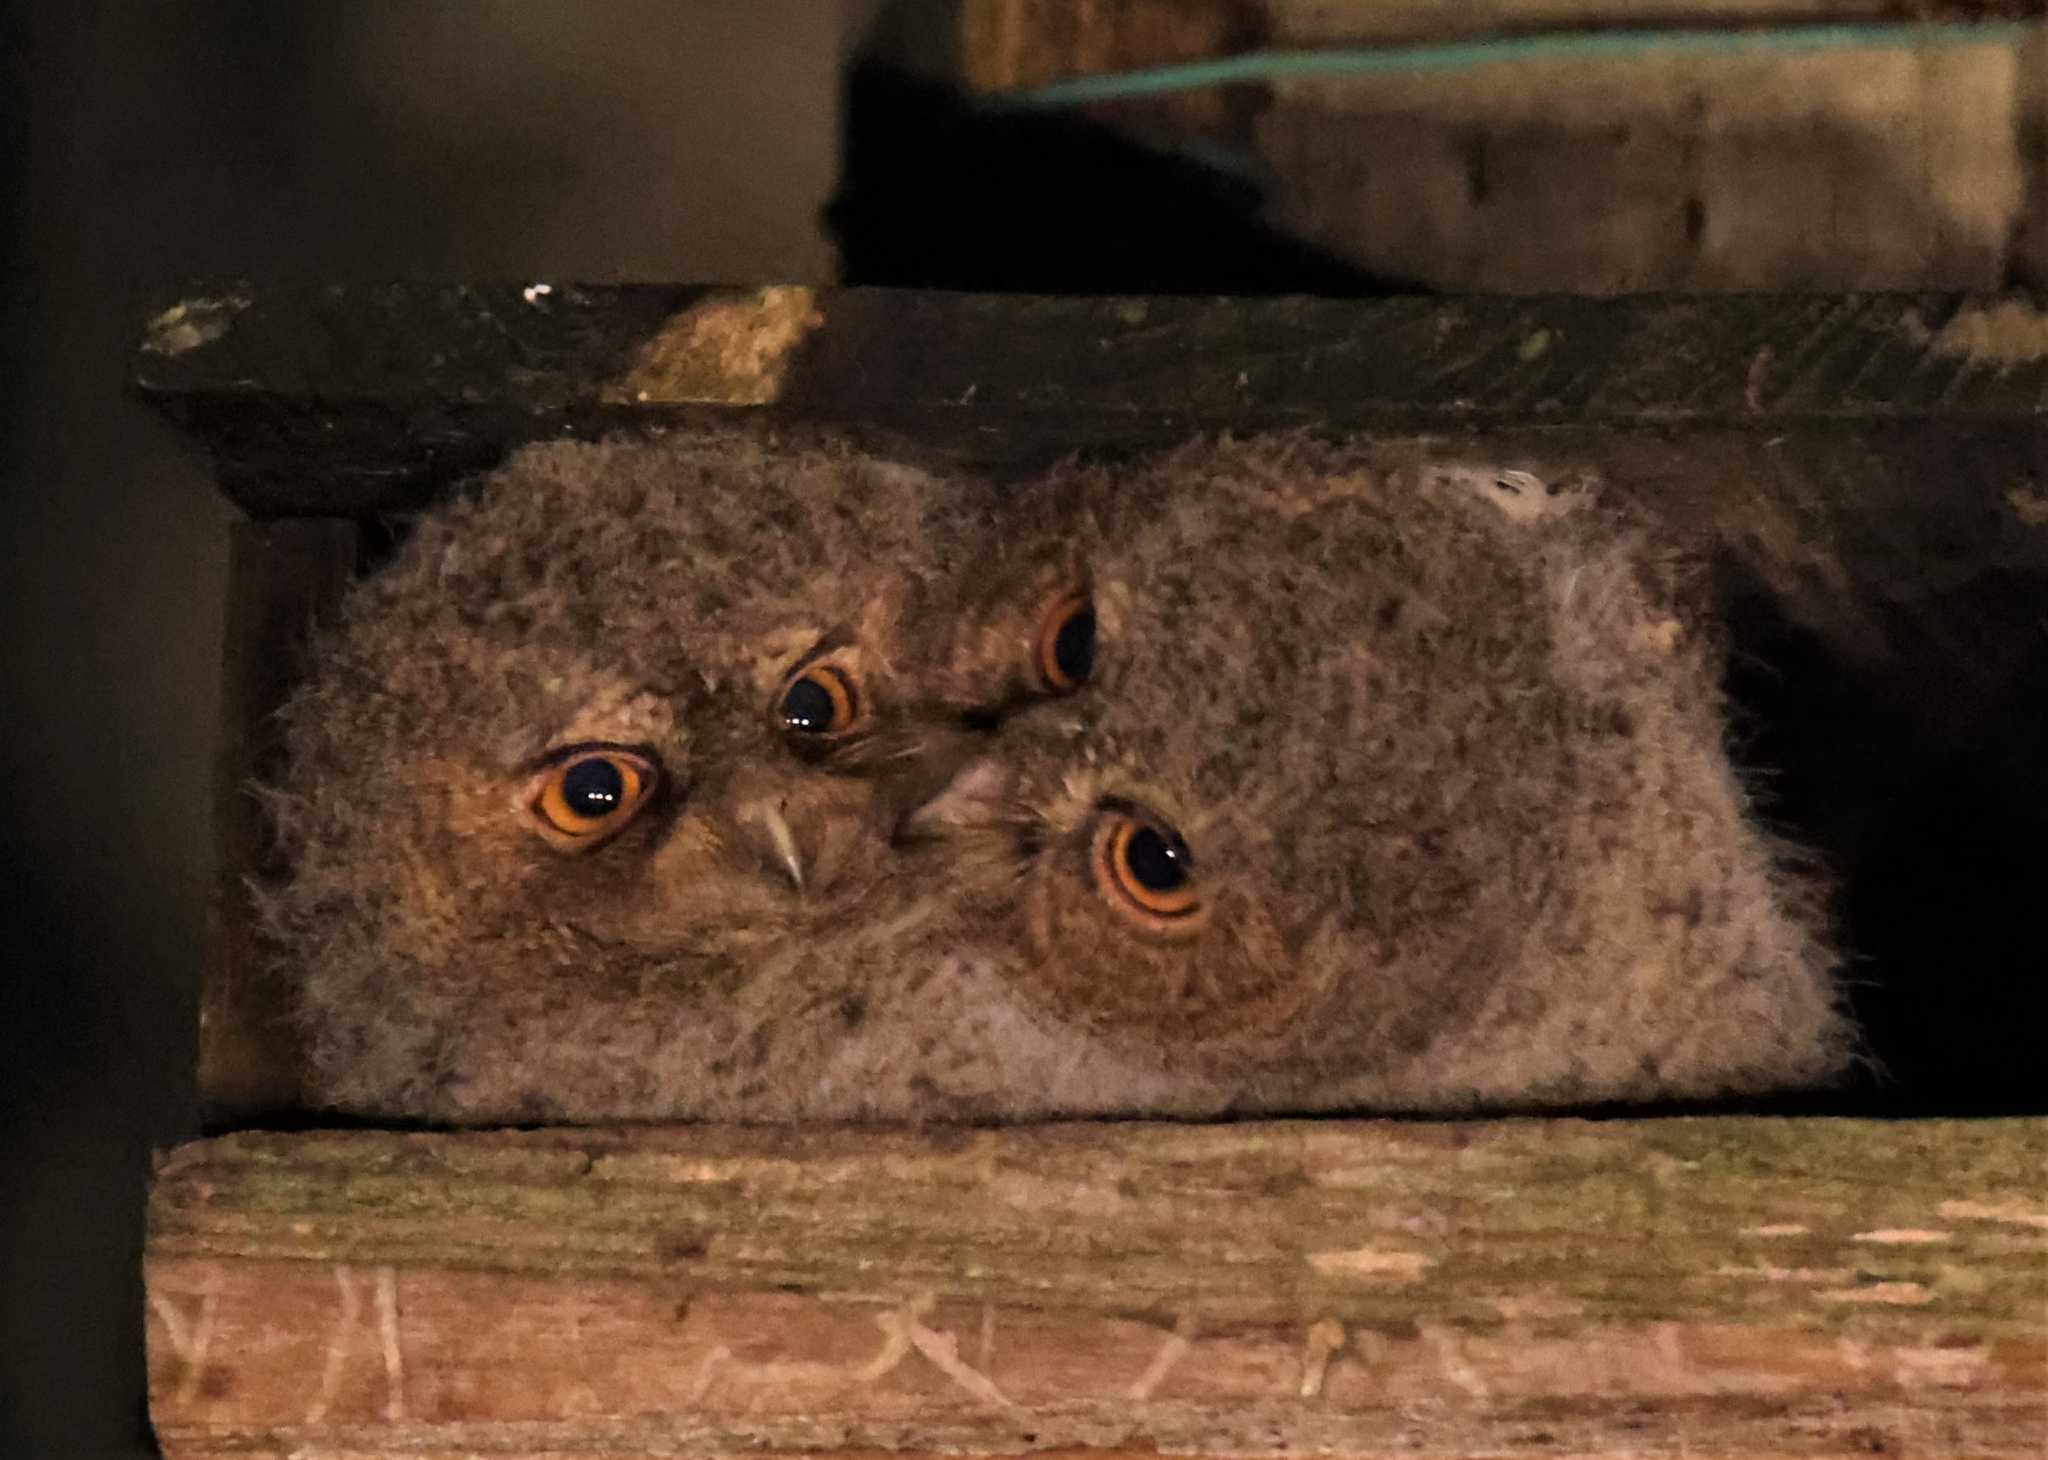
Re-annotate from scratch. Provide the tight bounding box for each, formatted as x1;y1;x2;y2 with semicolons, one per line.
145;1119;2048;1458
959;0;1266;91
131;285;2048;508
201;517;359;1124
1264;0;2047;47
129;284;2048;741
952;0;2046;75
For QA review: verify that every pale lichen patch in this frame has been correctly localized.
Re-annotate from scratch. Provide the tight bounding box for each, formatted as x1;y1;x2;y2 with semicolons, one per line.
1716;1264;1854;1284
1308;1247;1434;1281
1941;1198;2048;1230
142;295;249;356
1933;298;2048;366
1892;1344;1992;1387
1933;1263;1993;1298
1851;1229;1954;1246
988;1169;1130;1219
607;285;824;406
1491;1291;1587;1319
2006;488;2048;527
1818;1282;1935;1306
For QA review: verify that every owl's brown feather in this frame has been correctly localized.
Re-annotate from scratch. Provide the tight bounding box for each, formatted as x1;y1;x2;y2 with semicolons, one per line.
268;431;1850;1125
265;430;995;1121
898;437;1853;1115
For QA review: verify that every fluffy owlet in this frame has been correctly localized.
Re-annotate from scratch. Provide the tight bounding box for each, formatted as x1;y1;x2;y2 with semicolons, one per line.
270;431;1850;1124
266;430;1013;1122
850;437;1855;1119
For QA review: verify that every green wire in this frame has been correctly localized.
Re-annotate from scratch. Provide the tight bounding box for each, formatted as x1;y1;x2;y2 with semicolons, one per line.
993;20;2039;109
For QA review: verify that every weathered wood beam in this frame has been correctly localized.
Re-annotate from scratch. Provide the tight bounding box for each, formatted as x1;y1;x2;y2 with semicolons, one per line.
1262;0;2047;46
131;284;2048;738
957;0;1264;92
145;1118;2048;1458
946;0;2048;91
132;285;2047;516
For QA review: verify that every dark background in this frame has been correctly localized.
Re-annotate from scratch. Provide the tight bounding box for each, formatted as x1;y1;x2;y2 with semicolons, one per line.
3;4;2041;1456
3;5;851;1453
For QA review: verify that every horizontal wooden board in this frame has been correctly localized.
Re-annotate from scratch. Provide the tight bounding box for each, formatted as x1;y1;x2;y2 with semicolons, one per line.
146;1118;2047;1458
132;283;2048;776
132;285;2048;513
1264;1;2047;45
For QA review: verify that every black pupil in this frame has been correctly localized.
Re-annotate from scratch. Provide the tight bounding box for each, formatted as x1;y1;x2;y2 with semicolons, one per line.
1053;606;1096;685
1124;825;1188;893
561;757;624;819
781;676;836;732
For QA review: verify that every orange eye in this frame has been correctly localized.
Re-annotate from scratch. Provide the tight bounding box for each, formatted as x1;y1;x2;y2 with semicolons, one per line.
777;661;863;737
1090;807;1206;934
520;746;659;853
1033;590;1096;694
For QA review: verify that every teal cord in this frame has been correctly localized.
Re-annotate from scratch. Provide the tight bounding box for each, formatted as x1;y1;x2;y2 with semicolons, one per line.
994;20;2039;109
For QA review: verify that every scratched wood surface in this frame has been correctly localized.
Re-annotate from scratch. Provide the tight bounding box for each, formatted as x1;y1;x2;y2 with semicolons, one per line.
146;1118;2047;1458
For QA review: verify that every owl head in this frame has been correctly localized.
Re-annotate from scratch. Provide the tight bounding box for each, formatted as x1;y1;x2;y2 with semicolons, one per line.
266;429;1039;1121
904;437;1853;1115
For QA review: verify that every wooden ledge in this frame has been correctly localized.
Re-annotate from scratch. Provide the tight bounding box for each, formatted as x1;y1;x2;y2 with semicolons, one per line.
133;285;2048;516
140;284;2048;779
146;1117;2047;1458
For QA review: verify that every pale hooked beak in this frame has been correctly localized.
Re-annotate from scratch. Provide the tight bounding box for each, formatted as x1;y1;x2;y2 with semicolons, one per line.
743;798;806;892
896;755;1011;839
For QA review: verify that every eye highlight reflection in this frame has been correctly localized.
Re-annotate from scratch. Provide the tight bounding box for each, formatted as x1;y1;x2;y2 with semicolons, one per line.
520;745;661;852
1090;804;1206;934
777;661;863;737
1033;589;1096;694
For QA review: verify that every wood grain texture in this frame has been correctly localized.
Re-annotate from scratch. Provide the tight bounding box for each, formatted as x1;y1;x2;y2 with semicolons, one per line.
955;0;2045;68
960;0;1265;91
130;285;2048;510
1265;0;2048;46
146;1119;2047;1458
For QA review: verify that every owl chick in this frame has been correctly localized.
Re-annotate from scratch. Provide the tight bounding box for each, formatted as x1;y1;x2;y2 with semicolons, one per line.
269;430;1851;1126
859;436;1857;1119
266;429;1014;1123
